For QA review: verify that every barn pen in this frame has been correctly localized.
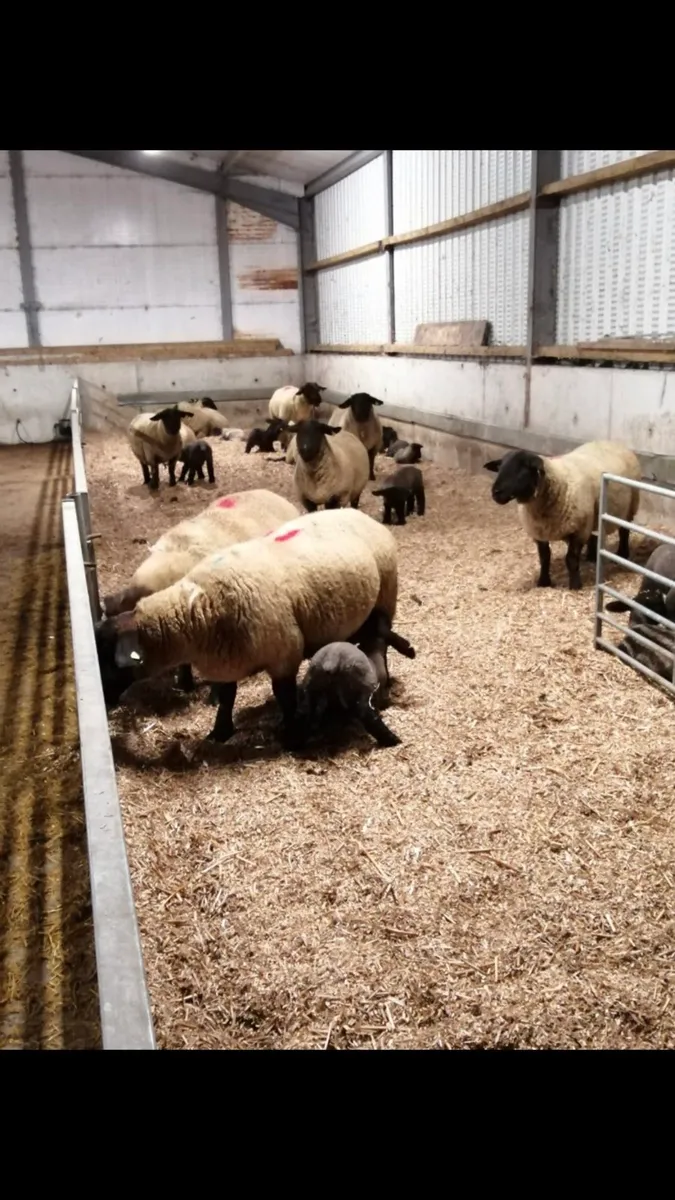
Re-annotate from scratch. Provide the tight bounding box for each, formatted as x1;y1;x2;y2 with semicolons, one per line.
3;149;675;1049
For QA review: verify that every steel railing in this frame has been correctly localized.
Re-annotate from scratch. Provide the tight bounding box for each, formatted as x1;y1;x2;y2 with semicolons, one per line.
595;472;675;694
62;379;156;1050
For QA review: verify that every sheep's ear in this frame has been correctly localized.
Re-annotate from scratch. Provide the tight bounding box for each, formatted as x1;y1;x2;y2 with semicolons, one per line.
338;398;352;408
371;397;384;405
605;599;630;613
320;423;339;435
115;629;144;669
285;421;299;432
318;385;327;391
483;459;502;473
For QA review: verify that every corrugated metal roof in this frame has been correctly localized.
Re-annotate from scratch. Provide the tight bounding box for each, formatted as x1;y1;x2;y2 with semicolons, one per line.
190;150;355;184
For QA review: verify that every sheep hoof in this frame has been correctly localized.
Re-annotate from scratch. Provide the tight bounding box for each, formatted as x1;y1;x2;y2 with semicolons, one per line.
537;579;554;588
206;722;235;743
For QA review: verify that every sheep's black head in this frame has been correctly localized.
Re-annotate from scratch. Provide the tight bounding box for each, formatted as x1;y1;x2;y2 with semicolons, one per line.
297;382;326;407
95;611;144;708
381;426;398;450
484;449;544;505
339;392;384;423
606;585;673;630
200;397;217;410
151;406;183;437
284;418;339;463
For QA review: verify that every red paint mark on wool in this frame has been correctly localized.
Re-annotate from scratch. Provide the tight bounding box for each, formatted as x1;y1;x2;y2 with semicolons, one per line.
274;528;301;543
215;496;237;509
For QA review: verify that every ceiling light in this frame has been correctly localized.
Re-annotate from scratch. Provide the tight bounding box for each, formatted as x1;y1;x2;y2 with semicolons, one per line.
143;150;162;156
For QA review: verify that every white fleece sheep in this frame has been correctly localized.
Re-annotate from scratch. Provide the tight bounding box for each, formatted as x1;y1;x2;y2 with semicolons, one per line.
269;382;326;448
128;406;185;490
285;419;370;511
96;507;398;745
484;440;641;589
329;392;385;480
179;424;197;449
102;488;299;617
178;398;230;436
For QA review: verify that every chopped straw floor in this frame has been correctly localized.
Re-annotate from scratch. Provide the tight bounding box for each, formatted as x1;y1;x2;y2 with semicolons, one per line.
0;443;100;1049
86;430;675;1050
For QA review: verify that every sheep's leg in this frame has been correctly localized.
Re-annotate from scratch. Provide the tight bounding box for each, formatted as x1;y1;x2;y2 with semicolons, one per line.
167;457;178;487
564;534;583;590
206;450;215;484
141;462;151;486
416;486;426;517
149;463;160;490
381;502;392;525
271;676;304;749
586;533;598;563
196;464;205;480
406;492;415;516
368;448;376;481
325;495;340;510
356;696;401;747
176;663;195;693
395;499;407;526
302;497;318;513
388;630;416;659
207;682;238;742
351;493;362;509
178;461;189;483
618;526;630;559
536;540;553;587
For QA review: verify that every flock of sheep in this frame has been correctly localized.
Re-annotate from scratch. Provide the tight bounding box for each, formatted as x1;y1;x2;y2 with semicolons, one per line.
94;383;675;752
97;384;426;748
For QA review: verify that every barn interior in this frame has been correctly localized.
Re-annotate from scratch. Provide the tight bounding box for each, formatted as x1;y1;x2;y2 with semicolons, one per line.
1;148;675;1050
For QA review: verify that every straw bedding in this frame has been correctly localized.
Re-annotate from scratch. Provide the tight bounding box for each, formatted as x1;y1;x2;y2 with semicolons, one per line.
86;429;675;1050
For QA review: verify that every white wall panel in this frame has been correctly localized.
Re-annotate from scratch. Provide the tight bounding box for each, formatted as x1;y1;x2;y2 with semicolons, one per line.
557;169;675;343
317;257;389;344
27;176;217;247
38;306;221;346
0;153;26;347
561;150;652;179
315;157;386;259
394;211;529;345
392;150;532;236
33;246;220;308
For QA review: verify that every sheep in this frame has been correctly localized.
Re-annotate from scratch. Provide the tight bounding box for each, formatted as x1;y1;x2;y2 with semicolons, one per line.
484;441;642;590
347;606;416;708
285;437;297;465
178;439;215;485
245;418;286;455
380;426;399;452
94;506;399;749
393;442;423;464
268;382;326;449
220;428;246;442
127;406;185;490
616;623;675;680
101;488;299;693
298;643;402;748
282;418;370;512
330;392;384;480
605;544;675;631
372;466;426;526
178;397;230;437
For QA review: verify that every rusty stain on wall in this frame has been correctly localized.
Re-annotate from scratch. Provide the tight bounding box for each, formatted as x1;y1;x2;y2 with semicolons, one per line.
238;268;299;292
227;202;278;243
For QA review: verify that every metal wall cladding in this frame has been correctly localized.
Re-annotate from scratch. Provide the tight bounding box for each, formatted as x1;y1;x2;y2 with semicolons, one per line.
22;150;223;345
394;212;530;345
561;150;652;178
315;157;386;259
392;150;532;236
0;151;28;347
317;256;390;345
557;168;675;342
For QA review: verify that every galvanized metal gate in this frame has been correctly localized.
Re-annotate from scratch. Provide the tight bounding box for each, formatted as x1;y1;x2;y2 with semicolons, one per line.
594;471;675;692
